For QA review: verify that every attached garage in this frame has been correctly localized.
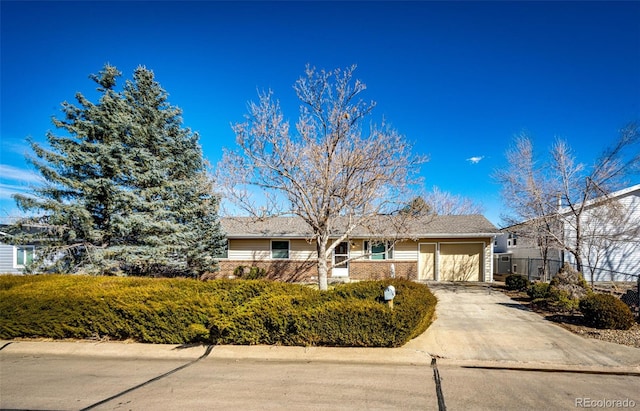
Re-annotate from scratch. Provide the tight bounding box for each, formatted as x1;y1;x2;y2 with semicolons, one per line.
439;243;483;281
419;241;486;282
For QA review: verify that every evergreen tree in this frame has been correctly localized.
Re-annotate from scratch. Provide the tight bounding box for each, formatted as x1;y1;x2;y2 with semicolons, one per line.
13;64;226;277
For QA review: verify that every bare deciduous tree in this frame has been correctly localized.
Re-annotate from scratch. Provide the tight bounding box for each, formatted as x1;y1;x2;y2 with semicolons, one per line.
495;124;640;277
423;186;485;215
401;189;484;216
218;65;425;290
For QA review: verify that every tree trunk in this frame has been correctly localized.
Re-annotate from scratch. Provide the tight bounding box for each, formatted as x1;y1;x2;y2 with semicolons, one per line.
574;220;585;281
541;246;549;281
574;252;586;284
316;237;329;291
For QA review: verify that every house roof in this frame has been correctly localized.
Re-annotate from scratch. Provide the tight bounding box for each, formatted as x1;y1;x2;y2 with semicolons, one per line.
499;183;640;233
558;183;640;215
221;214;498;239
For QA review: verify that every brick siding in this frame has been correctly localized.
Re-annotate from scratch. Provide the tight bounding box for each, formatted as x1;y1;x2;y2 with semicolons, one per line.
208;259;418;282
213;259;317;282
349;261;417;280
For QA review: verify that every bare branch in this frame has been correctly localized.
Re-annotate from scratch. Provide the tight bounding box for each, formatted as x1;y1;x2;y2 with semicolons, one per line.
217;65;425;289
495;125;640;275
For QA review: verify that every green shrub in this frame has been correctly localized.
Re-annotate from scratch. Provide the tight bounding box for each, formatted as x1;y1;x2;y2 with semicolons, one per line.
233;265;267;280
505;274;529;291
0;275;437;347
528;282;551;299
550;264;590;300
186;323;210;342
0;275;227;343
579;293;636;330
526;266;590;314
547;288;579;312
209;278;437;347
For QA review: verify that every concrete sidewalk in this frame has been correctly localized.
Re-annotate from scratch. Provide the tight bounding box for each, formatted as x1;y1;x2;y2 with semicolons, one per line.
0;339;432;365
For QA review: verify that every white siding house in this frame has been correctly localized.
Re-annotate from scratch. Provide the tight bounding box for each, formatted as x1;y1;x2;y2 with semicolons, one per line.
495;184;640;282
0;228;37;275
0;242;34;275
562;184;640;281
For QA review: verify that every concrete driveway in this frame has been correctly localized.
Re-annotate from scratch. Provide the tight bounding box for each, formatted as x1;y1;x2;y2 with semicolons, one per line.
404;282;640;369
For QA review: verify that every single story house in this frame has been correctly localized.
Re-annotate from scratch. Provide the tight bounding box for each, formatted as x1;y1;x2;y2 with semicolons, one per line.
218;214;498;282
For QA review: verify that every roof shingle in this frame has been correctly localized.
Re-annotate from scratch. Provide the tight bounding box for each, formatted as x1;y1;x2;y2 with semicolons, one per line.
221;215;498;239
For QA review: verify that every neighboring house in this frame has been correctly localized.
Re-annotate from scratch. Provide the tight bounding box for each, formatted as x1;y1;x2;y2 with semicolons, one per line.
493;224;563;280
561;184;640;282
218;215;498;283
494;184;640;282
0;229;35;275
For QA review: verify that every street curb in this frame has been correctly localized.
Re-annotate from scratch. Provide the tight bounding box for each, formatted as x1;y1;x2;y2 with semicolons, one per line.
432;358;640;376
0;340;433;365
207;345;434;365
0;340;206;360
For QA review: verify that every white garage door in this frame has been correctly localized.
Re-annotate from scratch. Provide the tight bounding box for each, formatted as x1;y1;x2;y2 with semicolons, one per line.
439;243;483;281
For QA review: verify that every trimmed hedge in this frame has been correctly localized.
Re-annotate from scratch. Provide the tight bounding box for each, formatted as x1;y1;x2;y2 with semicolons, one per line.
579;293;636;330
0;275;436;347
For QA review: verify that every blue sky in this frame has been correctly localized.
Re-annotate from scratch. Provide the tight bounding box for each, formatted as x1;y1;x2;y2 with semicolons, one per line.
1;1;639;226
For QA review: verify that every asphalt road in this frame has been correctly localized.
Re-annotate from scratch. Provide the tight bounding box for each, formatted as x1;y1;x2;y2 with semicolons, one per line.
1;347;639;411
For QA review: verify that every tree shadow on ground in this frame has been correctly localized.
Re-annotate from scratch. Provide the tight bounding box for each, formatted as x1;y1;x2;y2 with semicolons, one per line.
497;302;532;312
544;313;586;326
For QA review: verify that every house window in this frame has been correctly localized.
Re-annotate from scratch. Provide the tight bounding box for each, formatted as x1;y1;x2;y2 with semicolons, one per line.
507;233;517;247
271;240;289;259
215;240;229;259
364;241;393;260
15;246;34;267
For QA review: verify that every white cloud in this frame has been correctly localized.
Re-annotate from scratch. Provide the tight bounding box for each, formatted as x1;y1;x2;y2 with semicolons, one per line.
0;183;35;200
0;165;43;202
1;140;32;156
0;164;43;184
466;156;485;164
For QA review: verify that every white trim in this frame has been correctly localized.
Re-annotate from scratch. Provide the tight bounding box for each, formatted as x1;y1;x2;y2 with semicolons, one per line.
14;245;35;268
332;241;350;277
363;240;394;260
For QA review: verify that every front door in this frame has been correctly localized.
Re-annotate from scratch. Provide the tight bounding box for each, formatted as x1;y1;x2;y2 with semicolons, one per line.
332;242;349;277
419;243;436;280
